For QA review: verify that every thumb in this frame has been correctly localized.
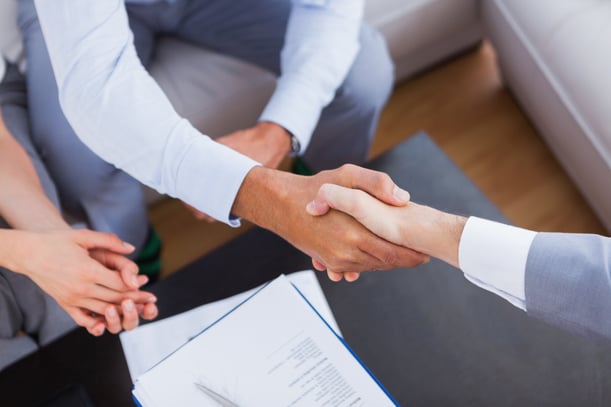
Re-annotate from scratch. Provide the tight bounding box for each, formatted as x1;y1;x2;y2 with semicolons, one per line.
343;165;410;207
306;184;333;216
73;230;135;254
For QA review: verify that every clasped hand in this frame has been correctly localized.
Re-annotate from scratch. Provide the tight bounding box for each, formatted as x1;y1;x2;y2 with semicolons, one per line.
11;229;158;336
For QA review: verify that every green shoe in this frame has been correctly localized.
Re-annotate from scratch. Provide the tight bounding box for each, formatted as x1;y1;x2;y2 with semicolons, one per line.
136;227;162;284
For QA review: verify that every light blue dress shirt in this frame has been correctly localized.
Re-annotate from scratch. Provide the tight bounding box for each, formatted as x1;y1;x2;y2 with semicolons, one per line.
33;0;363;224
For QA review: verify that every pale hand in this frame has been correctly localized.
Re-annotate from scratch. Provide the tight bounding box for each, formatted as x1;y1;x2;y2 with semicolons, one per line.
5;229;158;336
307;184;466;272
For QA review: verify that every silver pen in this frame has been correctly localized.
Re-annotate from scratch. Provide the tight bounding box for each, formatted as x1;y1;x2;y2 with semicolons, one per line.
194;381;240;407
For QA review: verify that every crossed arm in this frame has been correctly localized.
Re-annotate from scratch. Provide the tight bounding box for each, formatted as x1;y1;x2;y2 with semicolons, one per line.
0;110;157;336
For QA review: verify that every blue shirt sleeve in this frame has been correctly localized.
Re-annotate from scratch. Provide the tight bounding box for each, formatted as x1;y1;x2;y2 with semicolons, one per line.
34;0;259;226
259;0;364;153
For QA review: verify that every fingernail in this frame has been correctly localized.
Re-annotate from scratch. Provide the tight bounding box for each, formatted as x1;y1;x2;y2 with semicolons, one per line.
124;300;135;311
305;201;316;214
393;186;410;203
131;275;139;288
123;241;136;251
107;307;117;318
95;326;105;336
147;295;157;303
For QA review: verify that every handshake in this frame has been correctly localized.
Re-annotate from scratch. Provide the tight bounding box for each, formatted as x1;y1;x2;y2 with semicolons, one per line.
233;163;466;284
301;165;465;282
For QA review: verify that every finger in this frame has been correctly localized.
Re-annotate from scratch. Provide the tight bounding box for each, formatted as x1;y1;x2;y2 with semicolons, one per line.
73;229;135;254
327;269;343;282
360;236;429;270
84;285;157;308
340;164;410;206
306;182;379;218
305;190;332;216
311;258;326;271
87;322;106;337
105;305;123;334
137;274;149;287
79;297;120;316
343;272;360;282
121;300;140;331
67;307;106;336
141;303;159;321
124;289;158;305
89;260;134;292
113;254;140;290
92;250;140;289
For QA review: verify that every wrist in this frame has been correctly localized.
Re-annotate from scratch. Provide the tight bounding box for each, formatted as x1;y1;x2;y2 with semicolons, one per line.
232;166;286;227
400;203;466;268
257;121;292;156
0;229;24;273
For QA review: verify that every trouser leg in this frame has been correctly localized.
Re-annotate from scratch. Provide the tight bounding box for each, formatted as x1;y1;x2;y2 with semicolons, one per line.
163;0;394;171
17;0;149;253
0;269;75;371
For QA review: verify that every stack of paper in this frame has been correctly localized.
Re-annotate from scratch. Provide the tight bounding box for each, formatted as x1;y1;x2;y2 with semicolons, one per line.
123;271;397;406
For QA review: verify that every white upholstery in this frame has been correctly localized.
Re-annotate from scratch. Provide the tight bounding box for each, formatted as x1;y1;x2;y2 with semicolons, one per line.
483;0;611;231
366;0;481;81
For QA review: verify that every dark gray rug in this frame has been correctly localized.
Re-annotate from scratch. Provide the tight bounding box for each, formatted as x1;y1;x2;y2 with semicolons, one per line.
319;132;611;406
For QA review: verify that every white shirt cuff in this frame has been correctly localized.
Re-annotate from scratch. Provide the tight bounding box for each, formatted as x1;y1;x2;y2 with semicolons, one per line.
458;217;537;310
174;137;259;227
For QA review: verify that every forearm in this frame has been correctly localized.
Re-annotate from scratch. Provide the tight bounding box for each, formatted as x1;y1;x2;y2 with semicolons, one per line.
0;229;20;271
0;113;67;231
260;0;363;149
398;203;466;268
34;0;257;224
232;166;292;232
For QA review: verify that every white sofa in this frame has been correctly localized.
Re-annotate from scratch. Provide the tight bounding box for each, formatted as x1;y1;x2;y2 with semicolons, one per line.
150;0;611;231
483;0;611;231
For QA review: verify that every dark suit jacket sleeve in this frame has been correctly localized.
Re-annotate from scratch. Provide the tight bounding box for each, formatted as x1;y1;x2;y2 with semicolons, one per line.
525;233;611;340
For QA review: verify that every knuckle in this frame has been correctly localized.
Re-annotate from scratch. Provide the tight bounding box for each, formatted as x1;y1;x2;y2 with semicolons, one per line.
380;249;399;266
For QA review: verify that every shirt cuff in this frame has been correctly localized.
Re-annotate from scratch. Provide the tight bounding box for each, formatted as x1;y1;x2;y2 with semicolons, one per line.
259;75;324;154
458;217;537;310
174;135;259;227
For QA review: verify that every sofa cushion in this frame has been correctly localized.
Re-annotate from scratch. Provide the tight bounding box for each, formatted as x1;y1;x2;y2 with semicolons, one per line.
484;0;611;230
365;0;481;81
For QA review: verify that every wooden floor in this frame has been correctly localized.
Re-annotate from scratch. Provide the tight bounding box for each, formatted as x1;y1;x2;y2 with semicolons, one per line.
150;42;607;279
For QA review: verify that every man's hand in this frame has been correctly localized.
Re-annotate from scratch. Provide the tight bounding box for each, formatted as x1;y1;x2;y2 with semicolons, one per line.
232;164;429;282
216;121;292;169
184;121;293;222
307;183;467;270
4;229;158;336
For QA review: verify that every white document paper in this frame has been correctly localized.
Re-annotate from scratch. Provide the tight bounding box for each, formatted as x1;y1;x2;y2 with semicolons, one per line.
131;274;397;406
120;270;340;381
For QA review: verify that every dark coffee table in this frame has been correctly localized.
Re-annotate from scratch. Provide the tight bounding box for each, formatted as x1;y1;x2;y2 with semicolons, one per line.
1;133;610;406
